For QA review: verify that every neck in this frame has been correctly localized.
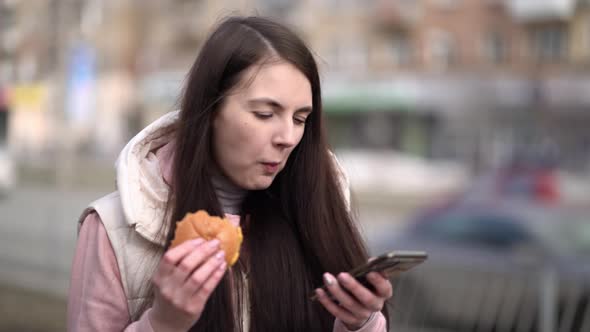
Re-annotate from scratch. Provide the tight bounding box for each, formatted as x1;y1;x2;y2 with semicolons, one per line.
211;167;247;215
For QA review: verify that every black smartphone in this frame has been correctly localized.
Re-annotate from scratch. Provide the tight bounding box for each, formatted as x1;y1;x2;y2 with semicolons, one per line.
310;250;427;301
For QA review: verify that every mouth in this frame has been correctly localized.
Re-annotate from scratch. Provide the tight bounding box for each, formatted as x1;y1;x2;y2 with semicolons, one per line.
261;162;280;174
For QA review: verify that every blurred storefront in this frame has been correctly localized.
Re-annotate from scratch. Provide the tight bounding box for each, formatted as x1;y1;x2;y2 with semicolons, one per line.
322;79;439;157
8;83;55;159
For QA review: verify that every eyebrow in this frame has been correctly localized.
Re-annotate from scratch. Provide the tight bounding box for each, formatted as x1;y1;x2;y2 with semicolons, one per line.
247;97;313;114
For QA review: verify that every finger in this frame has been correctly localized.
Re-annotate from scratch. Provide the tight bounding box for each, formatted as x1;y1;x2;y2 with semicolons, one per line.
184;250;225;294
154;239;205;284
367;272;393;298
165;238;206;265
177;240;220;274
337;273;383;312
315;288;357;324
323;273;372;320
170;240;221;290
187;261;228;314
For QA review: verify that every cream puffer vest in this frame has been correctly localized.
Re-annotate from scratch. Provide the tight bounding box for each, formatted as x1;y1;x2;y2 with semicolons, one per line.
78;192;158;318
77;110;352;321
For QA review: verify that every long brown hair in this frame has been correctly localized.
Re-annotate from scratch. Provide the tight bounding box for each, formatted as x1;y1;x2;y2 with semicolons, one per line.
138;16;384;331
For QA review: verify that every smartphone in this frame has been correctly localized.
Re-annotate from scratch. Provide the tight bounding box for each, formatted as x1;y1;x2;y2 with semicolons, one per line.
310;250;427;301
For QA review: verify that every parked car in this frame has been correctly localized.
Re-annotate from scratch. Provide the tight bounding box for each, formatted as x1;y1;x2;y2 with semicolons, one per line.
371;200;590;332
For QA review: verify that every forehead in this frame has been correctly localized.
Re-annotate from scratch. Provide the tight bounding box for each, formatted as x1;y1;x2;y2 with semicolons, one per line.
235;61;312;107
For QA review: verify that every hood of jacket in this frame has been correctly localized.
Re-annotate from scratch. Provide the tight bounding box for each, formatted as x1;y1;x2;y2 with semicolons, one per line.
115;110;179;245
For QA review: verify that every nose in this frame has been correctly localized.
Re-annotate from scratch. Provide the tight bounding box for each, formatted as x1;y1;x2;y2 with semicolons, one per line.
272;120;298;149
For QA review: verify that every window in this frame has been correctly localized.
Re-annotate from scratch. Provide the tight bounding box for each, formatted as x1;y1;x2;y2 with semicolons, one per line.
327;38;368;72
483;0;504;7
429;29;457;69
0;5;18;53
0;5;15;31
483;31;508;64
362;113;398;148
391;32;413;66
321;0;363;9
0;111;6;145
0;87;8;144
530;25;568;62
258;0;296;16
430;0;461;10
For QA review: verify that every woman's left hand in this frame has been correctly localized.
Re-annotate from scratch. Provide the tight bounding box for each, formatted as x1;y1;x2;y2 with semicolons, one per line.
314;272;392;330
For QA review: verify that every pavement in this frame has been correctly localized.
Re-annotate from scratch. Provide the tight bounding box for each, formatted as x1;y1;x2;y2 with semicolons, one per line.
0;184;109;331
0;185;110;296
0;284;66;332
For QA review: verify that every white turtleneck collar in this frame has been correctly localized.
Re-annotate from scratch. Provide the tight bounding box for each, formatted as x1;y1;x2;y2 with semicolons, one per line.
211;166;247;215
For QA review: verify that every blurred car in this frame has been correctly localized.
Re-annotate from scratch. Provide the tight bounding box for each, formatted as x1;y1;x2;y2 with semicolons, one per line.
371;200;590;332
0;147;16;197
463;155;560;206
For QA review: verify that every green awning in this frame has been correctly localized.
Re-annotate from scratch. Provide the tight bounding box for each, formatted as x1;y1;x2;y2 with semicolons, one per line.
322;83;417;114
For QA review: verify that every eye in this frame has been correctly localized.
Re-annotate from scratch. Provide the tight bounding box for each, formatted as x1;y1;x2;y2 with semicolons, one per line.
294;117;307;126
253;112;273;120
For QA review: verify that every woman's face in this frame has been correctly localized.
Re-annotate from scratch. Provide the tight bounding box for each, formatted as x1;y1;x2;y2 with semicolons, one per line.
212;61;313;190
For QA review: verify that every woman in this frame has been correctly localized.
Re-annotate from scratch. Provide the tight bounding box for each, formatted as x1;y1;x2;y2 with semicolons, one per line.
67;16;392;332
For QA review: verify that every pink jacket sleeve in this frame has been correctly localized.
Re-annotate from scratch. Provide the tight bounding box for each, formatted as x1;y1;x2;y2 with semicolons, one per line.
67;212;155;332
333;312;387;332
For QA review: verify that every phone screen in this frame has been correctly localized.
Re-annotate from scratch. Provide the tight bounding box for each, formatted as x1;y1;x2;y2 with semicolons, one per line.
310;250;427;301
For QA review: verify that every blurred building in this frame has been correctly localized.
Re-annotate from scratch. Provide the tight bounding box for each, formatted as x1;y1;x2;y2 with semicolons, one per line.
571;0;590;66
343;0;590;172
1;0;590;172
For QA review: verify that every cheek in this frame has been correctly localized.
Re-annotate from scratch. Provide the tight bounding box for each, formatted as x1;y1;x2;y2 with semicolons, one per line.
217;121;263;162
233;122;261;151
216;115;250;145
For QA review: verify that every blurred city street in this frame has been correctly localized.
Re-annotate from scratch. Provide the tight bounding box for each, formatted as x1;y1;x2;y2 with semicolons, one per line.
3;0;590;331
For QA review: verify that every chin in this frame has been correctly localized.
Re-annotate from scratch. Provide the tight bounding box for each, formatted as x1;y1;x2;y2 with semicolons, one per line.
245;177;275;190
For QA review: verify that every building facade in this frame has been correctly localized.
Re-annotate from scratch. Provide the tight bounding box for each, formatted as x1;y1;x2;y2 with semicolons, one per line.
1;0;589;171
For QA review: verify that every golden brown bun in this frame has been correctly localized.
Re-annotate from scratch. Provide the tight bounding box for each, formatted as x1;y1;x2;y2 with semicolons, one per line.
170;210;243;266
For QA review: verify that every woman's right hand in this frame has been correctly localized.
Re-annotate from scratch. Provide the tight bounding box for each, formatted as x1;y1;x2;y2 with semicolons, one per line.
149;238;227;332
